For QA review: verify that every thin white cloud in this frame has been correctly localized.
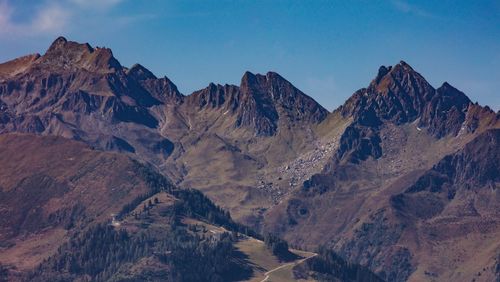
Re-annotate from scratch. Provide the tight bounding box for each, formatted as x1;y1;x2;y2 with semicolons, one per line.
0;1;12;30
391;0;437;19
0;1;16;34
0;0;70;36
33;4;70;33
0;0;128;37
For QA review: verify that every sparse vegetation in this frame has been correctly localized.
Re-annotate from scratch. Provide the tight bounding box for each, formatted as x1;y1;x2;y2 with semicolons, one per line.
29;224;247;282
27;162;258;281
0;263;8;282
130;163;261;238
264;233;293;261
294;246;384;282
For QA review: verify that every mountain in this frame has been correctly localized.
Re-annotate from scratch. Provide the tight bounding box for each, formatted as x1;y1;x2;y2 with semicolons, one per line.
264;61;500;281
1;37;499;281
0;39;329;226
184;71;327;136
166;70;330;225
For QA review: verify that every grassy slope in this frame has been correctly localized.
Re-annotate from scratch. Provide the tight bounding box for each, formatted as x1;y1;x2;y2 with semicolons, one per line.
0;133;151;272
234;237;317;282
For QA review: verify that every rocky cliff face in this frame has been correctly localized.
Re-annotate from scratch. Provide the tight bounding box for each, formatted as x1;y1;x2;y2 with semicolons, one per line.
394;128;500;210
419;82;471;138
127;63;184;105
184;71;328;136
0;37;181;162
34;36;122;73
321;60;493;172
341;62;436;126
185;83;240;116
236;71;328;136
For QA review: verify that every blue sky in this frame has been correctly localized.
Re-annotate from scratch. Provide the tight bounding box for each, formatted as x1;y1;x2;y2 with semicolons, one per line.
1;0;499;111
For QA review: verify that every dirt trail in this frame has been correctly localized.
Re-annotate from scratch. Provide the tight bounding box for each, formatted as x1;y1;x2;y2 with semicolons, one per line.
259;253;317;282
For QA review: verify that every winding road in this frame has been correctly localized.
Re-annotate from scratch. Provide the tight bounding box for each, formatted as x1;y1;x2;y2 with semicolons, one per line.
259;253;317;282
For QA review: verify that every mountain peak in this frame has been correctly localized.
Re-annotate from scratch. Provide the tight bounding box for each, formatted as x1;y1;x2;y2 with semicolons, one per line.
38;36;121;73
435;81;470;104
373;60;413;84
265;71;284;80
418;81;471;137
240;71;258;86
374;65;391;83
342;60;437;125
46;36;93;55
241;71;287;84
185;70;327;135
438;81;467;95
371;60;424;89
50;36;68;48
239;70;327;135
242;70;255;77
340;61;476;138
127;63;157;80
441;81;452;88
392;60;417;76
397;59;412;69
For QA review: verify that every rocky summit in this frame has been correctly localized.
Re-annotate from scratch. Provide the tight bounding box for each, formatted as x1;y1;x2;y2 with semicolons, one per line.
0;37;499;282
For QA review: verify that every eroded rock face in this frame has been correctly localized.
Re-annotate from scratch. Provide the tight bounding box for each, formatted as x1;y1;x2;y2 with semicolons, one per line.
329;124;382;166
127;64;184;105
314;60;490;175
34;36;122;73
0;37;174;159
341;61;437;126
419;82;471;138
398;128;500;201
340;61;476;139
187;83;240;110
237;71;328;136
185;71;328;136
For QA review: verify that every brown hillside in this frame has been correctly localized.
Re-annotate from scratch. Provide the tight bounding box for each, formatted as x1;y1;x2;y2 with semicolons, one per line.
0;134;152;272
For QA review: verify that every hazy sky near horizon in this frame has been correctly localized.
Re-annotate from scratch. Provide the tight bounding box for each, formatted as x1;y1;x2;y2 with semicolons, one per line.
1;0;499;111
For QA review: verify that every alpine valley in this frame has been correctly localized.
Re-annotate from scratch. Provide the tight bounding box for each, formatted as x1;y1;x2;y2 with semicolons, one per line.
0;37;498;282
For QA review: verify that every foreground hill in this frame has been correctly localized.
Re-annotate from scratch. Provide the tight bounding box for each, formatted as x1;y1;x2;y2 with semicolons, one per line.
0;133;153;262
0;133;246;281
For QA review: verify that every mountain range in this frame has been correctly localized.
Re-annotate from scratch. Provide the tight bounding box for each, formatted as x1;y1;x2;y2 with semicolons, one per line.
0;37;499;282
